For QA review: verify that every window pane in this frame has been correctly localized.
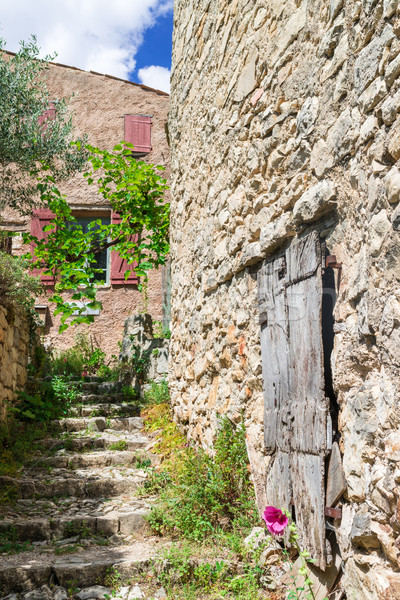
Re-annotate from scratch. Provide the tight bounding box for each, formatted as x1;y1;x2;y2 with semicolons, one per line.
68;215;110;283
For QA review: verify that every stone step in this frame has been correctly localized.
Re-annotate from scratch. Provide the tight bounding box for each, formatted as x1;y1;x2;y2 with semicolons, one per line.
67;404;139;418
0;504;150;543
54;417;143;434
38;432;150;453
0;542;162;593
76;392;127;404
0;466;146;500
80;381;122;394
81;382;100;392
1;494;153;525
31;450;156;470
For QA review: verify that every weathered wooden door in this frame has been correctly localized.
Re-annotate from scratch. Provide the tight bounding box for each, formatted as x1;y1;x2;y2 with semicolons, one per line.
258;232;328;570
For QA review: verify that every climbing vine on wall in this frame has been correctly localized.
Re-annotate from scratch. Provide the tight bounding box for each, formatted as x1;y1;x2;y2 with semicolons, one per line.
23;142;169;332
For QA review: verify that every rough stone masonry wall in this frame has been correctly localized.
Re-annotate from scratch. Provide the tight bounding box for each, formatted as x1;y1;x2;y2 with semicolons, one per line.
169;0;400;597
0;305;29;422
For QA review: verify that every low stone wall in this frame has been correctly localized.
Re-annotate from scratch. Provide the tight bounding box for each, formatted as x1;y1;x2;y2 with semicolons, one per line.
0;305;29;421
120;313;169;390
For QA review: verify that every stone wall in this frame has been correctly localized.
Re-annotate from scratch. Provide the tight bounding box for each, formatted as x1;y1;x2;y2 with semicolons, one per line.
1;59;170;359
0;305;29;421
169;0;400;596
120;313;169;392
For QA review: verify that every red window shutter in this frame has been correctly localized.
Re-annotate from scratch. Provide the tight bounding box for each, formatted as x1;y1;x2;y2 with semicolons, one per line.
124;115;152;154
110;212;139;285
38;102;56;127
30;208;56;286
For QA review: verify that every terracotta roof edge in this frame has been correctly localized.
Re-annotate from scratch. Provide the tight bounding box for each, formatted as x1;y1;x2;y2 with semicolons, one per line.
1;50;169;97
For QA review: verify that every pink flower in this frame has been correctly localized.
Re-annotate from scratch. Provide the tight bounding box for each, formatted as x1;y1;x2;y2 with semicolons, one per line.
263;506;289;536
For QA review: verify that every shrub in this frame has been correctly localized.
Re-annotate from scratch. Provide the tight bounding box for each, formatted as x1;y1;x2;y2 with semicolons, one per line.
0;252;42;312
142;379;170;406
121;385;139;402
12;376;79;422
74;332;106;374
97;357;120;381
49;332;112;378
144;408;257;542
0;251;43;342
50;346;85;377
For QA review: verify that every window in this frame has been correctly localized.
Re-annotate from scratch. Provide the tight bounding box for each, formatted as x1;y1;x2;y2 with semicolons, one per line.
69;215;110;285
30;209;138;286
124;115;152;155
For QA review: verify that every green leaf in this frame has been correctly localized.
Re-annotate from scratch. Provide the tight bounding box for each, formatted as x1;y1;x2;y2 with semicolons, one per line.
86;300;102;310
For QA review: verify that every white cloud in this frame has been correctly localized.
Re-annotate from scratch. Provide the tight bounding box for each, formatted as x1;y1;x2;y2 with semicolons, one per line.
138;65;171;93
0;0;172;80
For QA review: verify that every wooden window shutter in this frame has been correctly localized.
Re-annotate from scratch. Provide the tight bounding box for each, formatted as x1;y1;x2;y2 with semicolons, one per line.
124;115;152;154
258;232;328;570
30;208;56;286
38;102;56;127
110;212;139;285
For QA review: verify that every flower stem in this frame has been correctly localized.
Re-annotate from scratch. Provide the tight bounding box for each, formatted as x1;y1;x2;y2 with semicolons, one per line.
293;540;316;600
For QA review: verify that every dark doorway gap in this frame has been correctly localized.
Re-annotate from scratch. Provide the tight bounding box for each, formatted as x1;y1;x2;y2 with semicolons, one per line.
321;253;340;441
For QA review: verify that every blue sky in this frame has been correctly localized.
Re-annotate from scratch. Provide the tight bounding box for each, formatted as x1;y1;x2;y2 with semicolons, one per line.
0;0;173;92
132;10;173;90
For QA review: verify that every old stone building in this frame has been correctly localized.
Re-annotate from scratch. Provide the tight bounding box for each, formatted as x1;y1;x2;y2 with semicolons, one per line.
1;57;170;357
169;0;400;597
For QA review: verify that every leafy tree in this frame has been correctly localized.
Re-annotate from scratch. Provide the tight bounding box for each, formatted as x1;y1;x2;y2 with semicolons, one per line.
0;36;87;213
0;250;42;313
23;142;169;332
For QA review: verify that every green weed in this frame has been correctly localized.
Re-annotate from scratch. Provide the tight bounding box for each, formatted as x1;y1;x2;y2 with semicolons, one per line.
0;528;33;554
153;543;265;600
121;385;139;402
145;415;257;542
108;440;128;451
152;320;171;339
54;544;80;555
10;376;80;422
103;566;122;590
142;379;169;406
0;420;50;479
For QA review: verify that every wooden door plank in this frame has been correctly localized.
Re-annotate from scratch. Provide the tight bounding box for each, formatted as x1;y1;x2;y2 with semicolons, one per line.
258;257;291;453
291;452;326;570
286;231;321;283
326;442;347;507
265;450;292;516
287;276;327;454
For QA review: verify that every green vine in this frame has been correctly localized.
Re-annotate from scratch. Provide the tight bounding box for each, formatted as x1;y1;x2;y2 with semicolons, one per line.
22;142;169;332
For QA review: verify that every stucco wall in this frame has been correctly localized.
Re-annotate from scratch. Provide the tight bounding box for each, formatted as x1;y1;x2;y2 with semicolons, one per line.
0;305;29;422
169;0;400;596
1;62;170;358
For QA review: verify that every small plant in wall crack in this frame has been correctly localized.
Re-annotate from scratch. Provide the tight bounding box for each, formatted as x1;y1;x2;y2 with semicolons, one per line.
128;337;151;383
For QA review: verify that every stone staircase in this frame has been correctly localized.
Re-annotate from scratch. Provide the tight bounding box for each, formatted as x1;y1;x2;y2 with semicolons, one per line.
0;379;166;598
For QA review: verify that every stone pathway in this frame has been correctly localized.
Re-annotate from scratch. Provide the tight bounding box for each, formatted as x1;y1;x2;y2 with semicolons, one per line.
0;380;167;599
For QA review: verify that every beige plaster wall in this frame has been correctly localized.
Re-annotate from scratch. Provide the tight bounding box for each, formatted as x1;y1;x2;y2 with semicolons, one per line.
1;62;170;358
169;0;400;596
